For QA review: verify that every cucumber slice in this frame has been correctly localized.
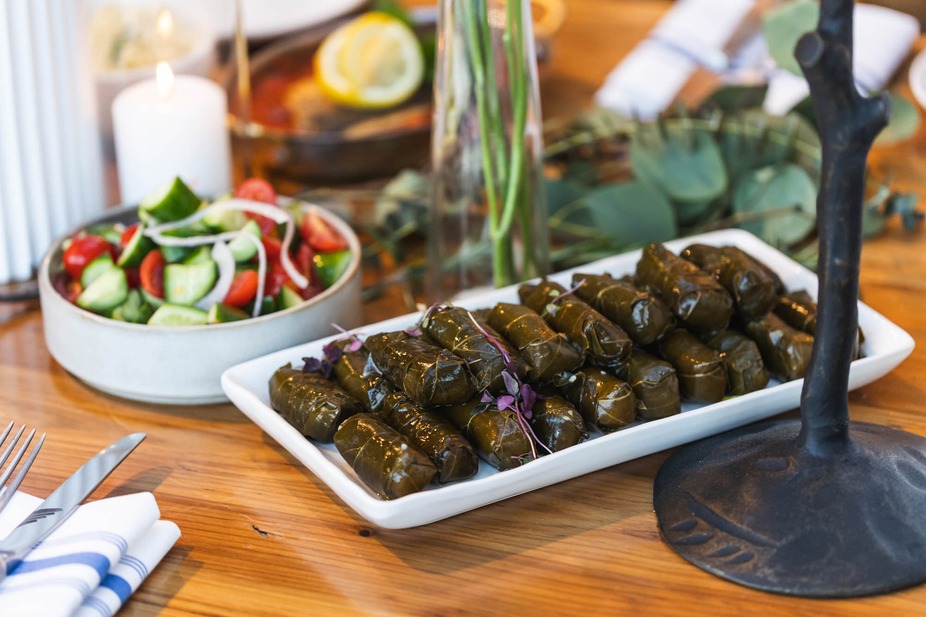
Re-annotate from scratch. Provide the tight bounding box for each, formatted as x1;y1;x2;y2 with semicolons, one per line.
76;267;128;313
141;288;164;308
80;253;115;288
227;220;262;262
164;260;218;306
161;245;194;264
86;223;123;246
111;289;154;324
204;205;247;232
277;285;303;310
139;177;202;222
116;224;153;268
246;294;276;317
147;303;209;326
182;245;213;265
207;302;249;324
313;249;352;288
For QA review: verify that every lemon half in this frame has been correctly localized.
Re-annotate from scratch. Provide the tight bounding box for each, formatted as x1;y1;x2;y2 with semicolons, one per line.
315;12;425;109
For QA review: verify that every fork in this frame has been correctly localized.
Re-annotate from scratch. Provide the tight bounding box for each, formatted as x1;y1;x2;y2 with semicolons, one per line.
0;421;45;514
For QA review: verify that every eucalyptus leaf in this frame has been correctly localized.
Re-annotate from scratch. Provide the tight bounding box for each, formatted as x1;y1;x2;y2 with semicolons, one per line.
699;84;769;113
546;178;595;234
630;126;728;204
717;110;821;185
875;92;921;146
732;163;817;247
762;0;819;76
578;182;677;246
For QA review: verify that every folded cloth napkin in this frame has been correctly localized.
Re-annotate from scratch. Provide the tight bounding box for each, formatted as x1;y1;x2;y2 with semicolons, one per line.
0;492;180;617
596;0;920;120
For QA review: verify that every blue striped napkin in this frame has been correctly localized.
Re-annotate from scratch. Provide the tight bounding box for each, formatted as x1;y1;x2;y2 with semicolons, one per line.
0;491;180;617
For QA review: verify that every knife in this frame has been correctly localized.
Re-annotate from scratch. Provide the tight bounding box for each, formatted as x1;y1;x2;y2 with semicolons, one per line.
0;432;146;578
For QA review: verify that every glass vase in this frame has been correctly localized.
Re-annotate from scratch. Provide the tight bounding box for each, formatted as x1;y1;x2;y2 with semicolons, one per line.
427;0;549;302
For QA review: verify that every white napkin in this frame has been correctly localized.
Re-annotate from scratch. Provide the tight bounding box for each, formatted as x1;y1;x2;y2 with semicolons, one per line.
595;0;756;119
595;0;921;120
0;492;180;617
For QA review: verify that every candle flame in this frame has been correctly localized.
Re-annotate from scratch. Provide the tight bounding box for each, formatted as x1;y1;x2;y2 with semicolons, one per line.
156;8;174;39
156;61;175;99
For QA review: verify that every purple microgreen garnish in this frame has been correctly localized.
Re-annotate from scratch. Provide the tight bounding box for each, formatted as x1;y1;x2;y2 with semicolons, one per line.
331;323;364;351
322;341;344;365
468;312;519;374
501;370;520;397
496;395;516;411
302;356;330;378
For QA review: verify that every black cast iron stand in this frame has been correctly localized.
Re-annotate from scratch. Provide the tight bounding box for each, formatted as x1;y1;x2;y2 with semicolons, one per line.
653;0;926;597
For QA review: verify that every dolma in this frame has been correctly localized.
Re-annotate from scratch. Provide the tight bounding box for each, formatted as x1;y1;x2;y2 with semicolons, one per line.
775;290;864;359
421;305;529;394
572;273;675;345
529;395;587;452
381;393;479;484
365;331;475;407
635;243;734;331
657;329;727;404
775;290;817;334
334;413;437;499
487;303;584;381
743;313;814;381
627;349;681;420
443;398;534;471
703;330;769;396
269;364;362;442
331;345;394;415
519;279;632;371
554;368;636;432
680;244;779;319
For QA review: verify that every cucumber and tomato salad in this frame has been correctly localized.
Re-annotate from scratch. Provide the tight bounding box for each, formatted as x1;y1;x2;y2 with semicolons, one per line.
58;177;352;326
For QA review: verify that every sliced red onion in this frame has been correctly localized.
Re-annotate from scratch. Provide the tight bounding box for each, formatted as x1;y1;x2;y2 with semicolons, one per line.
194;241;236;311
143;198;309;289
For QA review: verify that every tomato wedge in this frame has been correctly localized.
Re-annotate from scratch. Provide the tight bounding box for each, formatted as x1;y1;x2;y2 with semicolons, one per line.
120;223;140;247
139;249;165;299
300;211;347;253
235;177;278;237
224;270;259;307
63;235;114;280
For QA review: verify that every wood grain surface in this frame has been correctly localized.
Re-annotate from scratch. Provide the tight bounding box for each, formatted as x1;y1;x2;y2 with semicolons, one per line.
4;1;926;614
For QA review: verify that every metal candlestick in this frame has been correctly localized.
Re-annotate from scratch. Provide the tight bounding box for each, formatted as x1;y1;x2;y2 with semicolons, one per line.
653;0;926;597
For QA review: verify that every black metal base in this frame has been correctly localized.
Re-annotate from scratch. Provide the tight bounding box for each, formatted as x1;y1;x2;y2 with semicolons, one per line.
654;419;926;597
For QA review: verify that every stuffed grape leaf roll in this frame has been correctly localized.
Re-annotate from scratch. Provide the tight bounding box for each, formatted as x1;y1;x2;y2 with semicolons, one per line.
269;364;363;442
775;290;817;334
627;349;681;420
331;345;394;415
743;313;814;381
487;303;584;381
381;393;479;484
554;368;636;432
529;395;587;453
680;244;779;319
519;280;632;371
421;305;530;394
443;397;534;471
334;413;438;499
657;329;727;404
635;243;734;331
703;330;769;396
571;273;675;345
365;331;475;407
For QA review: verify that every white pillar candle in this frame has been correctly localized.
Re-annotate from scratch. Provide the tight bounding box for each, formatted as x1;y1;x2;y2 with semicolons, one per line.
112;62;231;204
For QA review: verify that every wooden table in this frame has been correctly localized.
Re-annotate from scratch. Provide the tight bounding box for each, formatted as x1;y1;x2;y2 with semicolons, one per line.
4;1;926;614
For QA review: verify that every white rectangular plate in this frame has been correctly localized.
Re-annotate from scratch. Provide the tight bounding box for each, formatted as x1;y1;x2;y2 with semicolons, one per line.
222;230;915;529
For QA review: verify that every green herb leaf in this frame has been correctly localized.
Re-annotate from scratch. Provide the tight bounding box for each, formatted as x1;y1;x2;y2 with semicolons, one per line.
875;92;921;146
762;0;819;76
732;163;817;247
577;181;678;246
630;126;728;204
717;110;820;185
699;84;769;113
